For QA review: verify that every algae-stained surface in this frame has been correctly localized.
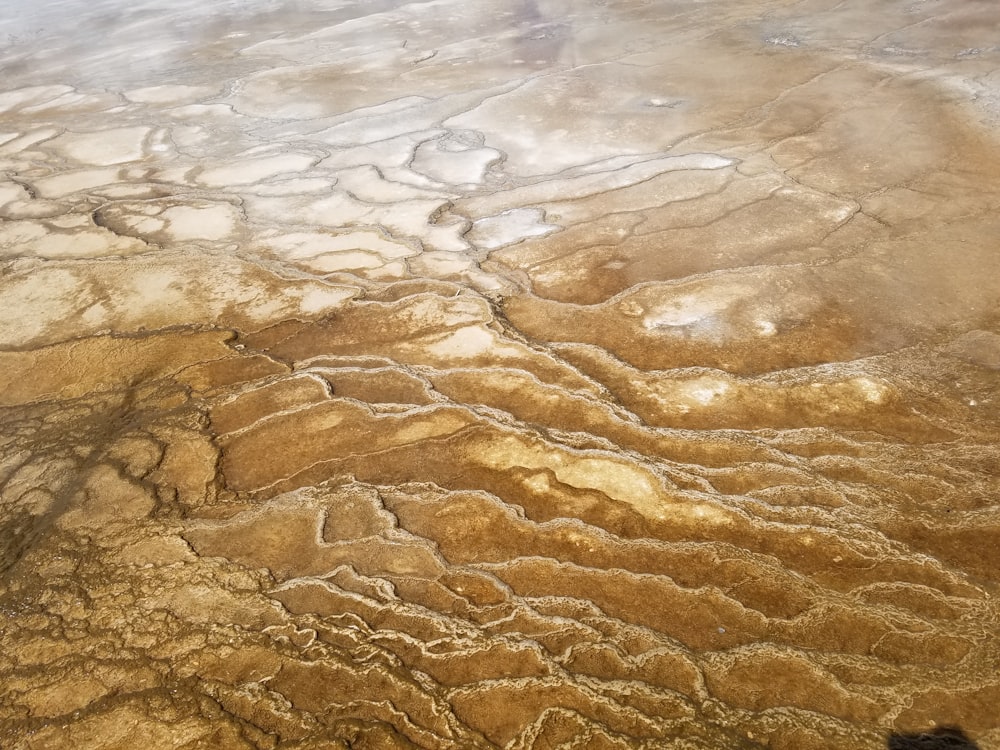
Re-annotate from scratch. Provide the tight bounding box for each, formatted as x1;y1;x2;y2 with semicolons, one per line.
2;1;1000;748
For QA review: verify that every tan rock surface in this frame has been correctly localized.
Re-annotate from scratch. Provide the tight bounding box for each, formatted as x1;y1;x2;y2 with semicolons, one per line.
2;1;1000;749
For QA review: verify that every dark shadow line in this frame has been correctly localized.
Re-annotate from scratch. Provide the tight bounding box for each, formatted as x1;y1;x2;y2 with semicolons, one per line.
888;726;981;750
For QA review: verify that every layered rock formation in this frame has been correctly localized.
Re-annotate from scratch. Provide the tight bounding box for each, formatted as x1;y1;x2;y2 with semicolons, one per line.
2;1;1000;748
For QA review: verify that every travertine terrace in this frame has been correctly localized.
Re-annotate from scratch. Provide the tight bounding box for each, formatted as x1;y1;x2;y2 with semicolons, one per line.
2;1;1000;748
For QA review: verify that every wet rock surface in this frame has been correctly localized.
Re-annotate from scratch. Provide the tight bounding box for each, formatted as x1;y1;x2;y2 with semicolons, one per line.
2;1;1000;748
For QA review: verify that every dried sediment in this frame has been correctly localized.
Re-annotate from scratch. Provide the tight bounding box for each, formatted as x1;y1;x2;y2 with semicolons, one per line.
2;1;1000;748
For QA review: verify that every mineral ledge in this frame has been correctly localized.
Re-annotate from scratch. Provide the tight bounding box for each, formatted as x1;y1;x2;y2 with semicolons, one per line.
1;1;1000;749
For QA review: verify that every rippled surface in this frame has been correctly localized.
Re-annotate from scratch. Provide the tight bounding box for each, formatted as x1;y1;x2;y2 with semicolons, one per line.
2;1;1000;748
